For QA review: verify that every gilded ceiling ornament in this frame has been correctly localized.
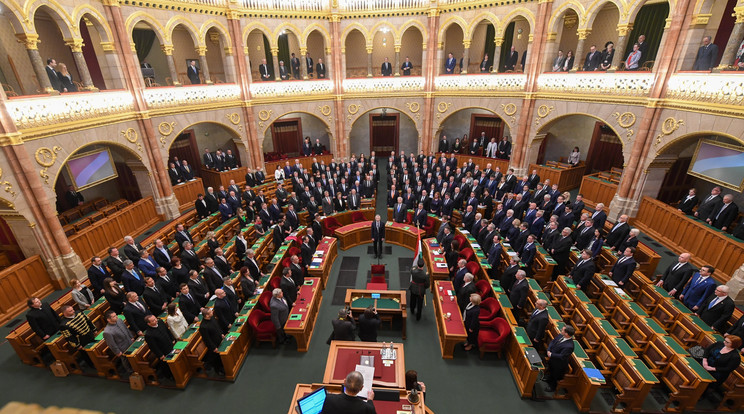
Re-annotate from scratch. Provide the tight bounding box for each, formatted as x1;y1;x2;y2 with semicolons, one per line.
0;167;16;197
35;146;61;184
226;113;241;125
348;104;361;115
534;105;554;126
405;102;420;113
121;128;142;152
612;111;636;140
258;109;273;121
655;118;685;150
158;121;176;136
501;103;517;116
437;102;451;113
318;105;332;117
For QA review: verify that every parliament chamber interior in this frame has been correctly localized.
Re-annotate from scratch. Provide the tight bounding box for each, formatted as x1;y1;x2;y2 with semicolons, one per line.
1;0;744;412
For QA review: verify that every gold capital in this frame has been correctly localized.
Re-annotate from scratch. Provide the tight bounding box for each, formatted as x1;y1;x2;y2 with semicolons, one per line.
545;32;557;42
692;13;712;26
270;47;278;56
463;40;471;49
196;46;207;56
224;46;233;56
100;41;115;52
394;45;401;53
577;29;591;40
616;23;633;37
494;37;504;47
161;44;174;55
735;6;744;24
64;38;85;53
300;47;307;55
16;33;40;50
366;47;373;54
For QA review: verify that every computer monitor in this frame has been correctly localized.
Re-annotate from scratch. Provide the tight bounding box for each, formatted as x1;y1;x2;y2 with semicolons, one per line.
296;387;327;414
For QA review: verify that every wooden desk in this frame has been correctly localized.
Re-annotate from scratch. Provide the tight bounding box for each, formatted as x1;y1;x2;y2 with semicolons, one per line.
432;280;467;359
287;383;425;414
625;317;668;351
661;355;715;413
578;173;617;211
597;243;660;279
423;238;450;281
611;358;660;413
324;341;406;388
172;178;204;212
506;325;543;398
610;300;648;334
218;311;251;380
124;336;160;386
284;277;322;352
308;237;337;290
718;355;744;412
334;221;423;251
632;196;744;284
345;289;407;340
529;163;585;193
200;167;248;191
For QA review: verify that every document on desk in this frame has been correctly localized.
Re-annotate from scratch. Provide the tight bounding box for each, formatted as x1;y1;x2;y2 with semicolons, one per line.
355;364;375;399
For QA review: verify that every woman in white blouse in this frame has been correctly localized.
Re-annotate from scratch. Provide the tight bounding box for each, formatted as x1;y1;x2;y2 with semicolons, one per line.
568;147;581;166
166;302;188;339
274;165;285;181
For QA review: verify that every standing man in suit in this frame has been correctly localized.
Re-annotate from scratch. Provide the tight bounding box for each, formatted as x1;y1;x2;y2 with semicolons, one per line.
270;288;290;343
526;299;549;344
656;253;695;297
692;36;719;71
707;194;739;231
64;185;84;209
480;53;490;72
591;204;607;230
152;239;172;270
45;58;64;92
137;250;159;278
278;61;289;80
105;247;127;282
102;310;134;373
695;187;723;220
143;315;174;378
582;45;601;71
316;58;326;79
123;292;151;336
393;197;407;223
198;308;225;375
543;326;576;392
381;57;392;76
187;60;200;84
401;57;413;75
26;297;60;340
504;46;518;71
569;249;596;291
409;259;429;321
636;34;648;65
122;260;146;295
290;53;301;79
331;308;356;341
550;228;573;280
279;268;297;308
509;270;529;311
679;266;717;311
371;214;386;259
142;277;169;315
609;247;637;286
606;215;630;251
677;188;698;215
259;58;272;81
697;285;735;332
496;136;511;160
122;235;144;262
305;54;314;78
445;52;456;74
87;256;110;298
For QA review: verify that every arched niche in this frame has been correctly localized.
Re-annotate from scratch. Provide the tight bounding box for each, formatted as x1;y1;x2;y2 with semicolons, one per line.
0;7;39;95
263;112;332;157
371;27;395;77
556;9;580;64
585;2;620;58
469;19;496;73
171;23;199;84
306;30;326;78
345;29;367;78
500;17;531;72
0;199;34;267
276;28;301;80
442;23;464;74
168;122;248;177
78;13;122;90
246;28;272;81
34;7;83;92
349;108;419;157
435;108;508;150
132;20;169;86
204;26;228;83
400;26;424;76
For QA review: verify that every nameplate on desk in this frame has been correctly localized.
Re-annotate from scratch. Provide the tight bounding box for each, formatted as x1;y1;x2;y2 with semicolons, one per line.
371;293;381;299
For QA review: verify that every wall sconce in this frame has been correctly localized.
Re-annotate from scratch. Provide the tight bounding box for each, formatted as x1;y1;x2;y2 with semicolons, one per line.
381;27;389;47
517;29;523;40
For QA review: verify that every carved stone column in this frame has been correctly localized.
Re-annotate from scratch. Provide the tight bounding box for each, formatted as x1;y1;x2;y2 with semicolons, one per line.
491;38;503;73
197;46;212;84
436;42;444;75
325;46;333;79
366;46;373;77
222;45;236;83
420;42;427;76
243;47;254;83
610;23;632;71
16;34;56;94
461;40;470;74
300;47;309;80
571;29;591;72
161;44;181;86
99;41;125;88
394;45;401;76
271;47;280;81
727;263;744;305
65;38;97;91
717;7;744;69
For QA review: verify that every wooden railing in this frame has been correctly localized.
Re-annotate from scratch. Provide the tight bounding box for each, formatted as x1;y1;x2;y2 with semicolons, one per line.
173;178;204;212
631;196;744;283
578;173;618;211
200;167;247;192
529;162;585;193
68;197;161;262
434;153;511;174
264;154;334;176
0;255;56;325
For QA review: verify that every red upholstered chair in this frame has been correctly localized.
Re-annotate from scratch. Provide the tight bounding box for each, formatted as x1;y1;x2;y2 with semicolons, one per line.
454;234;467;248
351;211;366;222
478;317;510;359
248;308;277;348
424;217;436;236
287;246;301;258
405;212;413;224
269;277;281;290
258;290;272;313
476;279;494;300
324;216;341;235
478;297;502;324
460;248;475;262
368;264;387;289
465;261;480;276
281;257;292;269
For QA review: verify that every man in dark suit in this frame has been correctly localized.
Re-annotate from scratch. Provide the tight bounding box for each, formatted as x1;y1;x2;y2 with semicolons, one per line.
707;194;739;231
173;224;194;251
609;247;637;286
582;45;601;71
321;371;376;413
694;187;722;220
87;256;110;298
278;60;289;80
677;188;698;215
590;204;607;230
393;197;407;223
500;258;520;295
202;258;225;295
25;297;60;340
504;46;518;71
187;271;210;306
198;308;226;375
143;315;174;378
187;60;200;84
550;228;573;280
105;247;127;282
259;58;272;81
280;268;298;308
64;185;84;209
605;215;630;250
45;58;64;92
409;259;429;321
569;249;596;291
168;162;182;186
543;326;576;392
331;308;356;341
381;57;392;76
509;270;529;311
574;219;595;250
180;242;201;271
679;266;717;312
270;289;290;343
122;260;146;295
305;55;314;78
123;292;152;335
122;236;144;263
445;52;456;74
401;57;413;75
290;53;301;79
526;299;549;344
142;277;169;315
692;36;719;71
696;285;735;332
655;252;695;297
176;284;200;323
316;58;326;78
519;235;537;274
213;289;237;333
289;255;304;287
152;239;172;270
371;214;386;259
457;274;477;312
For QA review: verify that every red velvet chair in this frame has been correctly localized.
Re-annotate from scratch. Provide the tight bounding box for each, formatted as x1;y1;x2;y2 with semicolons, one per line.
367;264;387;290
405;212;413;224
287;246;301;258
269;276;281;290
478;317;510;359
258;290;272;313
248;308;277;348
351;211;366;222
453;234;467;249
424;216;436;236
478;297;502;324
476;279;493;299
465;261;480;276
460;247;475;262
324;216;341;235
281;257;292;269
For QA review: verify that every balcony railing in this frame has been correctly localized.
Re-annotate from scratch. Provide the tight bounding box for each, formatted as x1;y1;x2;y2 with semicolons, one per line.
339;0;429;11
250;80;333;98
435;74;526;92
241;0;329;11
343;77;424;93
144;84;242;109
537;72;654;97
6;90;134;130
172;0;228;6
666;73;744;107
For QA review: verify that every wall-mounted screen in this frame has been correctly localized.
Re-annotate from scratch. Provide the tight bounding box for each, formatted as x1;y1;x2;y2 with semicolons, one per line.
688;140;744;191
65;149;118;191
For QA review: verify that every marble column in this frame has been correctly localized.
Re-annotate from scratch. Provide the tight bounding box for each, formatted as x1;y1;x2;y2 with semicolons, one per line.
491;38;503;73
366;46;373;77
571;29;591;72
436;44;444;75
325;46;333;79
243;47;254;83
65;38;97;90
99;41;125;89
718;9;744;69
300;47;309;80
161;44;181;86
16;34;55;94
394;46;401;76
610;24;632;71
461;40;470;74
197;46;212;84
541;34;558;73
420;43;427;76
222;46;236;83
271;47;280;81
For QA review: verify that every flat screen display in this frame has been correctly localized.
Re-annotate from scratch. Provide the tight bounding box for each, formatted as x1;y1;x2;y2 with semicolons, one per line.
66;149;118;191
688;140;744;191
296;387;326;414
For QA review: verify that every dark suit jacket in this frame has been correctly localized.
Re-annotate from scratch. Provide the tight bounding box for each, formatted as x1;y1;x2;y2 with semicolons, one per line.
680;273;717;310
214;297;236;333
605;222;630;250
144;321;173;358
693;43;719;70
591;211;607;230
696;194;722;221
569;259;596;289
122;269;146;295
583;50;601;71
180;250;201;271
711;203;739;229
321;393;375;414
87;265;110;294
187;277;209;306
122;244;144;262
697;295;735;332
46;66;63;92
526;309;549;342
142;286;169;315
26;304;60;338
547;336;574;369
610;257;636;285
678;195;698;215
199;318;223;351
509;279;528;309
152;248;172;269
123;300;151;333
520;243;536;269
178;292;200;322
371;221;386;240
280;277;298;307
726;315;744;338
187;65;200;84
661;262;695;294
457;282;477;311
331;317;356;341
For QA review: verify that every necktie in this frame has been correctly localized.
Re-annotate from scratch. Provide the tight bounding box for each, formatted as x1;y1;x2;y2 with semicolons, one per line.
532;309;539;317
136;302;144;313
186;293;193;302
672;263;682;272
577;259;585;268
131;270;140;280
618;257;626;264
709;297;720;309
716;204;728;220
97;265;103;273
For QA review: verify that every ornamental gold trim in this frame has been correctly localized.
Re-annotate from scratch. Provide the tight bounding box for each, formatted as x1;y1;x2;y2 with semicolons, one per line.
258;109;273;121
654;117;685;149
227;113;241;125
437;102;451;113
501;103;517;116
35;146;61;184
318;105;332;116
406;102;420;113
158;121;175;136
0;167;16;197
612;111;636;141
534;104;554;126
121;128;142;152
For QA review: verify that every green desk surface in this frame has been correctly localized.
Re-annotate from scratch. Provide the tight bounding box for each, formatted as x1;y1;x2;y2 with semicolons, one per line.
689;314;714;332
643;318;667;335
573;341;588;359
528;279;541;290
536;291;550;302
352;298;374;309
125;337;145;354
586;304;604;318
376;298;400;310
709;333;724;343
180;327;198;340
92;296;106;307
514;327;532;347
671;299;692;314
524;347;544;369
574;290;591;303
491;281;504;294
628;302;649;316
631;359;660;383
498;295;513;309
547;306;562;320
683;357;715;381
599;320;619;336
653;285;671;298
44;332;61;344
614;337;637;357
662;336;689;355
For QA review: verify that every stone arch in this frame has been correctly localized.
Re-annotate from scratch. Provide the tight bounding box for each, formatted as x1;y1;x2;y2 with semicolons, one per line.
200;19;231;47
262;111;334;155
467;12;500;41
548;1;587;33
348;106;421;155
502;8;537;33
341;23;369;45
626;0;672;24
585;0;624;27
26;0;75;38
72;5;113;43
242;21;274;47
301;23;331;49
166;17;201;47
655;131;744;157
534;112;624;150
369;21;399;44
437;15;468;44
168;120;245;153
273;22;303;45
398;19;427;43
125;11;168;44
1;0;31;33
